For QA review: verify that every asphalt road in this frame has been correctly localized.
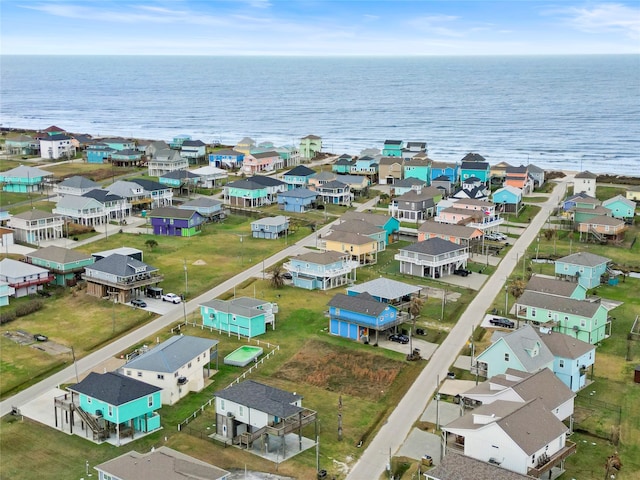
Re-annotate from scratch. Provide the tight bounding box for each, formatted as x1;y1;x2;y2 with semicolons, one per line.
345;176;571;480
0;196;378;417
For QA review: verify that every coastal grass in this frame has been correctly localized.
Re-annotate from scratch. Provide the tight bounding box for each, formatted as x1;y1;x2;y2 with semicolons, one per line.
0;192;47;209
44;162;140;182
596;185;628;201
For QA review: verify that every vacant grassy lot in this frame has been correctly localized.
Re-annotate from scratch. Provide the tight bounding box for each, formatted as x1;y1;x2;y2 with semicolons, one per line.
44;162;141;182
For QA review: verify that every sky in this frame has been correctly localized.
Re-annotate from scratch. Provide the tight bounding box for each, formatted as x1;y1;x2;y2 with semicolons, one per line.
1;1;639;55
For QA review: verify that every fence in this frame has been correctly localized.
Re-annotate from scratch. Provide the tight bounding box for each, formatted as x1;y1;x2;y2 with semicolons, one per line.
574;393;622;445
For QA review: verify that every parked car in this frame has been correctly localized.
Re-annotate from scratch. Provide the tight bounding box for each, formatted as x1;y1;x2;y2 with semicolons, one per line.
415;328;426;336
484;232;500;241
131;298;147;308
388;333;409;344
495;232;508;241
489;317;515;328
282;272;293;280
33;334;48;342
162;293;182;304
453;268;471;277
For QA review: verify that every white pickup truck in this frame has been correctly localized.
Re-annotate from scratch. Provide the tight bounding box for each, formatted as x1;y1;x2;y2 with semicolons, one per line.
161;293;182;304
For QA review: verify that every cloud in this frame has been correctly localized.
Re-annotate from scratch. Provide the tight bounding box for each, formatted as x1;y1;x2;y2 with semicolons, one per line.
559;2;640;39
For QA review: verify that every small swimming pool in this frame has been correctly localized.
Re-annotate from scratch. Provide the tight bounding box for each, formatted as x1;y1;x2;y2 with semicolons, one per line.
224;345;263;367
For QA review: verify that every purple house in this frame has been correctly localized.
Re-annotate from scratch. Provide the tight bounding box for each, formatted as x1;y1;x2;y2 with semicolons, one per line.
148;207;204;237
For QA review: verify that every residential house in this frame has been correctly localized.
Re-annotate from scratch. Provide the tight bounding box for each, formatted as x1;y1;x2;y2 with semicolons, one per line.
299;134;322;160
451;184;489;201
53;195;108;227
120;335;218;405
63;372;162;444
391;177;427;196
350;155;379;182
321;230;379;265
577;215;627;243
492;186;523;214
282;165;316;190
224;179;268;208
431;174;453;196
190;165;228;188
246;175;287;203
334;174;369;197
277;188;318;213
25;245;94;286
602;195;636;223
86;143;116;164
0;258;53;297
346;277;422;308
425;451;534;480
148;207;205;237
561;192;594;212
40;134;75;159
515;290;610;344
8;209;64;244
569;197;609;225
83;189;131;220
527;164;546;188
251;216;289;240
436;198;504;233
490;161;513;184
307;170;337;190
339;211;400;245
214;380;316;455
92;247;143;262
0;209;10;226
178;197;224;221
148;149;189;177
442;398;574;478
330;219;387;253
378;157;404;185
158;169;201;194
100;138;136;151
54;175;99;198
170;134;191;149
94;447;230;480
106;180;152;211
538;329;596;392
110;148;143;167
242;151;283;174
388;186;441;222
0;165;53;193
180;139;207;162
234;137;256;155
82;254;163;303
316;180;352;206
573;171;597;195
417;221;483;249
0;282;15;306
554;252;610;289
504;165;533;194
626;185;640;202
4;134;39;156
430;161;460;185
209;149;244;169
71;133;93;151
131;179;174;209
284;251;358;290
42;125;66;135
0;227;14;250
525;274;587;300
395;237;469;279
460;154;491;184
382;139;404;157
332;154;355;174
200;297;277;338
142;140;170;158
403;156;432;184
328;292;400;342
402;141;428;159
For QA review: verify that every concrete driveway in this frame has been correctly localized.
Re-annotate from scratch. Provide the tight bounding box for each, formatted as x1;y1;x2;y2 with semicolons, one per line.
377;337;438;360
395;427;442;464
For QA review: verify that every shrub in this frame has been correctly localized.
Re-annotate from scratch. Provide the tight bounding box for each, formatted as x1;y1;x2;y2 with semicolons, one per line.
15;299;44;317
0;310;16;325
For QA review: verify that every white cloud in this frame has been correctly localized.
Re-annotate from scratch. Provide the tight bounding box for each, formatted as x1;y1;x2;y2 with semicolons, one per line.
560;3;640;39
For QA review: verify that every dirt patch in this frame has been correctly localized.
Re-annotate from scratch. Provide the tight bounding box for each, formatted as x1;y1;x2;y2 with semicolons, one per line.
193;259;207;265
273;340;403;398
3;330;71;355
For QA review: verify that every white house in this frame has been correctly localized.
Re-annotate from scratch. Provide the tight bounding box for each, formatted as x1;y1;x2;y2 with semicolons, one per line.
54;176;100;199
573;171;597;195
8;209;65;244
40;134;76;160
120;335;218;405
190;165;228;188
0;258;53;297
53;195;108;227
147;148;189;177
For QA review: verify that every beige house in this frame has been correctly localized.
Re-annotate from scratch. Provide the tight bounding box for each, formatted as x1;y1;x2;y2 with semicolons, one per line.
378;156;404;185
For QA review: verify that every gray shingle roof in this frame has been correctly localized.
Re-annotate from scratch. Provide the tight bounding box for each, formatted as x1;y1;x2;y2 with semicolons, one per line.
292;250;349;265
328;292;389;316
418;220;481;239
148;207;200;220
55;195;103;210
26;246;93;264
538;330;594;360
525;275;581;298
393;177;426;188
517;291;603;317
489;324;555;372
284;165;315;177
556;251;610;267
322;230;374;245
123;335;218;373
83;189;123;204
58;175;99;189
215;380;303;418
0;165;52;178
12;209;61;221
69;372;161;405
400;237;466;256
331;219;384;236
86;254;158;277
279;188;317;199
341;210;395;228
226;179;266;191
575;170;597;179
199;297;268;318
159;169;200;180
0;258;50;278
425;451;534;480
179;197;222;208
246;175;285;187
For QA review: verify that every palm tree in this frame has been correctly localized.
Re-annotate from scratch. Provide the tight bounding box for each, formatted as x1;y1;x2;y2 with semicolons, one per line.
145;239;158;250
508;278;527;301
269;264;286;289
408;296;425;354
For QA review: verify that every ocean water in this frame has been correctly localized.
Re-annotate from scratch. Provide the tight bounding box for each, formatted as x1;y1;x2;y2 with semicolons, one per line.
1;55;639;175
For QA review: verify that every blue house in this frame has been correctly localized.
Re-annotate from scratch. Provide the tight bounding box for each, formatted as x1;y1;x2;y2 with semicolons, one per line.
282;165;316;190
158;169;201;189
328;292;400;343
64;371;161;445
392;177;427;196
492;185;523;213
555;252;610;289
382;140;404;157
332;154;355;174
86;143;116;163
340;210;400;245
539;328;595;392
209;149;244;169
430;161;460;184
351;155;378;180
149;207;204;237
199;297;277;338
251;215;289;239
460;153;491;184
277;188;318;213
284;251;358;290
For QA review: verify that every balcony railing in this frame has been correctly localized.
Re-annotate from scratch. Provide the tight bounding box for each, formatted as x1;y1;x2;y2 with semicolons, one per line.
394;251;468;267
527;441;577;477
82;274;164;290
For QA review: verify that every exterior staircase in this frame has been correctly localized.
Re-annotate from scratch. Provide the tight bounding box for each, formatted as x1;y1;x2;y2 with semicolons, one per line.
75;406;109;441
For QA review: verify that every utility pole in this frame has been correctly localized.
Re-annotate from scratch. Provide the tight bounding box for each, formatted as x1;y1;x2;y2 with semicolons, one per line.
183;259;188;296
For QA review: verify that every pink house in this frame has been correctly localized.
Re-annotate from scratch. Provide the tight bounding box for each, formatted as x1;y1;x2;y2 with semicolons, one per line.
436;198;504;232
242;151;283;174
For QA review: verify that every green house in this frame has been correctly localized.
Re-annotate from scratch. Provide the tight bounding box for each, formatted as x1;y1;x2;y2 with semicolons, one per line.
200;297;277;338
223;179;268;207
25;246;94;286
300;134;322;160
0;165;53;193
382;140;404;157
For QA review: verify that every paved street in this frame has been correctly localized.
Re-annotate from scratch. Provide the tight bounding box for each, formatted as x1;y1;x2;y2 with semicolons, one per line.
345;176;570;479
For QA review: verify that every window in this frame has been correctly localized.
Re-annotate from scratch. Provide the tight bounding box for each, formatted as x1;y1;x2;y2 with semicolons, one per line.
559;360;564;368
547;311;553;319
188;362;192;368
531;308;536;318
148;395;154;407
174;372;179;378
126;370;131;376
137;371;143;377
504;353;510;362
220;399;225;410
580;319;587;328
532;454;536;464
108;405;113;417
157;374;164;380
87;397;92;404
239;405;244;416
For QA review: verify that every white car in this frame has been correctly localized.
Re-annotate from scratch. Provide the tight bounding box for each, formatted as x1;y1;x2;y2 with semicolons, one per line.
495;232;508;241
161;293;182;304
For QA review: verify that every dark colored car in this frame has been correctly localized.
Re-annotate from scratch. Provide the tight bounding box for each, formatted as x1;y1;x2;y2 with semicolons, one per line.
131;299;147;308
33;334;48;342
453;268;471;277
388;333;410;344
415;328;426;336
490;317;515;328
282;272;293;280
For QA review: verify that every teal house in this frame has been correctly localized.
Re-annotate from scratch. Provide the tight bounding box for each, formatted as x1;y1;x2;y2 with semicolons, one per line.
25;246;94;286
101;138;136;151
403;156;432;184
199;297;277;338
282;165;316;190
65;372;162;445
5;135;39;156
460;153;491;184
158;170;201;189
332;154;355;174
603;195;636;223
86;143;115;163
555;252;610;289
0;281;15;306
223;179;268;207
0;165;53;193
492;185;523;213
382;140;404;157
515;290;610;344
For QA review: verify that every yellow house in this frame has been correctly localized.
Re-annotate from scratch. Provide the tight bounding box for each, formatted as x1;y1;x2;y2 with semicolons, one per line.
235;137;256;155
321;230;378;265
626;186;640;202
